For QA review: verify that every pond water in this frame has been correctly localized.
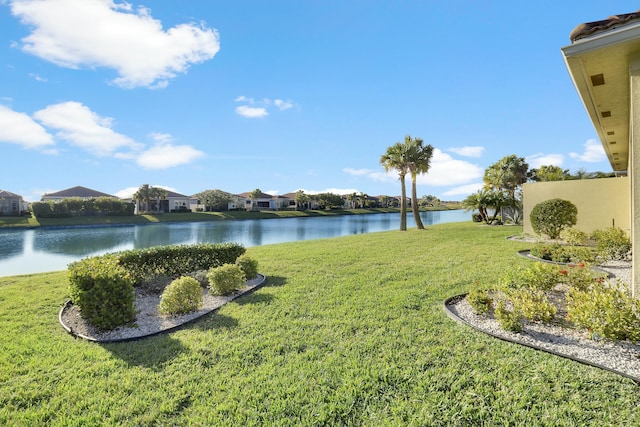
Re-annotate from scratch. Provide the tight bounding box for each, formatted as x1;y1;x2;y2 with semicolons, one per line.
0;210;470;276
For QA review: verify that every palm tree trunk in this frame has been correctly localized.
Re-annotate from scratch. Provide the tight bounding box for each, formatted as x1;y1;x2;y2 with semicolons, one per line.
411;176;424;229
400;175;407;231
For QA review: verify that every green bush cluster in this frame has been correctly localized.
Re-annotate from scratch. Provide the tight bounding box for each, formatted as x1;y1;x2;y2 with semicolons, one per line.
591;227;631;261
158;276;203;315
499;262;559;291
508;288;556;323
494;301;522;333
529;243;595;264
117;243;246;284
567;282;640;343
467;287;492;314
68;256;136;330
207;264;246;296
530;198;577;239
236;254;259;280
31;197;134;218
68;243;246;330
559;227;588;245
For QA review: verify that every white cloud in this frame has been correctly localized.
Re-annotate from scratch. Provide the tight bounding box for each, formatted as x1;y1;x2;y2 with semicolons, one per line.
33;101;142;156
0;105;55;149
569;139;607;163
447;146;485;158
149;132;173;144
442;183;485;197
274;99;293;111
235;105;268;118
343;167;373;176
28;72;47;82
416;149;484;186
10;0;220;88
136;142;204;169
526;153;564;168
234;95;294;117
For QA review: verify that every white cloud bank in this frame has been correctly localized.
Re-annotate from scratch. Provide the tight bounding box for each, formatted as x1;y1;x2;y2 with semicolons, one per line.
1;102;203;169
447;146;485;158
344;148;484;189
569;139;607;163
526;153;564;169
10;0;220;88
0;105;54;150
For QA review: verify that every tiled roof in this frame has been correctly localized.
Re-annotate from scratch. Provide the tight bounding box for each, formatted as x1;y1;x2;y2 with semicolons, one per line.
238;191;276;199
42;185;115;198
164;190;189;198
0;190;22;198
570;11;640;42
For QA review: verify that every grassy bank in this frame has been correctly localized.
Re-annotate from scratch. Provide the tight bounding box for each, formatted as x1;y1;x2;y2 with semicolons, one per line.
1;222;637;425
0;206;460;229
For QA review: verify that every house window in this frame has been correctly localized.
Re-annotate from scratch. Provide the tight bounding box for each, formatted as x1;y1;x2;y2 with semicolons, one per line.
11;200;18;212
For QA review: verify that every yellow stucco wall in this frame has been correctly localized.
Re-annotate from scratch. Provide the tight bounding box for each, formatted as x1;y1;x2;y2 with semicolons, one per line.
523;177;629;236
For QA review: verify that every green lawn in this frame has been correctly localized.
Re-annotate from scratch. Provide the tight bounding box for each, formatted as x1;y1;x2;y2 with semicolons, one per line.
0;222;638;425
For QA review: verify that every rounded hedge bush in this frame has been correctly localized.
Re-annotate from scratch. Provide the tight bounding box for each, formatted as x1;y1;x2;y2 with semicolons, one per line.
236;255;259;280
207;264;245;296
158;276;203;315
530;198;577;239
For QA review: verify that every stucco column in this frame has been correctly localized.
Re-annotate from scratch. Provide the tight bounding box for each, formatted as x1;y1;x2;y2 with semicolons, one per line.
630;60;640;298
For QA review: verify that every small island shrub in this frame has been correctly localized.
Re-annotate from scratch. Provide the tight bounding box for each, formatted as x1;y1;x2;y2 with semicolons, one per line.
499;262;559;291
591;227;632;261
560;227;588;246
68;256;136;330
529;244;596;264
508;289;556;323
208;264;245;296
236;254;259;280
471;213;483;223
567;281;640;343
467;287;492;314
530;199;577;239
494;301;522;333
158;276;203;315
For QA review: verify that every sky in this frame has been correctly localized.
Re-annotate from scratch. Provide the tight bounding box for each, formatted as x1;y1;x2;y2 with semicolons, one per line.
0;1;634;202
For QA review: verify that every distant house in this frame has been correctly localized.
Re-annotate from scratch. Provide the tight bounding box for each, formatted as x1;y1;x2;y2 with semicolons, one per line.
130;189;196;214
239;191;290;210
41;186;116;201
0;190;27;216
190;192;247;212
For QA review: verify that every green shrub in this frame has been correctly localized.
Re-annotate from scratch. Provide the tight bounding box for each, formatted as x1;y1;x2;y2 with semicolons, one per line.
236;255;259;280
509;289;556;323
471;213;483;223
208;264;245;296
558;263;604;291
560;227;588;245
591;227;631;261
190;270;210;287
499;262;559;291
467;287;492;314
117;243;246;284
158;276;203;315
567;281;640;343
530;199;577;239
494;301;522;333
68;256;136;330
529;244;595;264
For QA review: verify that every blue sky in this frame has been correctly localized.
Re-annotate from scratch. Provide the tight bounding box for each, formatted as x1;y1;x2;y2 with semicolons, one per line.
0;1;632;202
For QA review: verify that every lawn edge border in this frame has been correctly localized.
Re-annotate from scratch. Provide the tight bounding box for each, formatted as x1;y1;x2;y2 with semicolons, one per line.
443;294;640;384
59;274;267;343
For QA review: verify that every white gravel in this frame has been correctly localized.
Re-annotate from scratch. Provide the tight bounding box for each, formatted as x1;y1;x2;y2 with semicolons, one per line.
59;275;266;342
446;261;640;381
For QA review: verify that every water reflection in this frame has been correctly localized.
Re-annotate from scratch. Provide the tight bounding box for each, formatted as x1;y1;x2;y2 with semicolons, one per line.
0;210;469;276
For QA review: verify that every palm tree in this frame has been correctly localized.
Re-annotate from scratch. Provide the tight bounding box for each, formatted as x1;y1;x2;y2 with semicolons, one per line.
248;188;263;211
404;136;434;230
380;142;409;230
133;184;153;213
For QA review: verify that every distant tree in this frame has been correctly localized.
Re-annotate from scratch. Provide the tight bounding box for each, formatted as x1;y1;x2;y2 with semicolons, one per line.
379;195;391;208
404;136;434;230
194;189;232;211
419;195;440;208
294;190;310;210
313;192;344;209
529;165;571;182
132;184;166;213
484;155;529;199
380;141;409;230
347;192;358;209
357;192;369;209
462;189;513;225
248;188;263;211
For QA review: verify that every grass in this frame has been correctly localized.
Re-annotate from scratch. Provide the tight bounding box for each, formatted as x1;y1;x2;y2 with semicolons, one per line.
1;222;638;425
